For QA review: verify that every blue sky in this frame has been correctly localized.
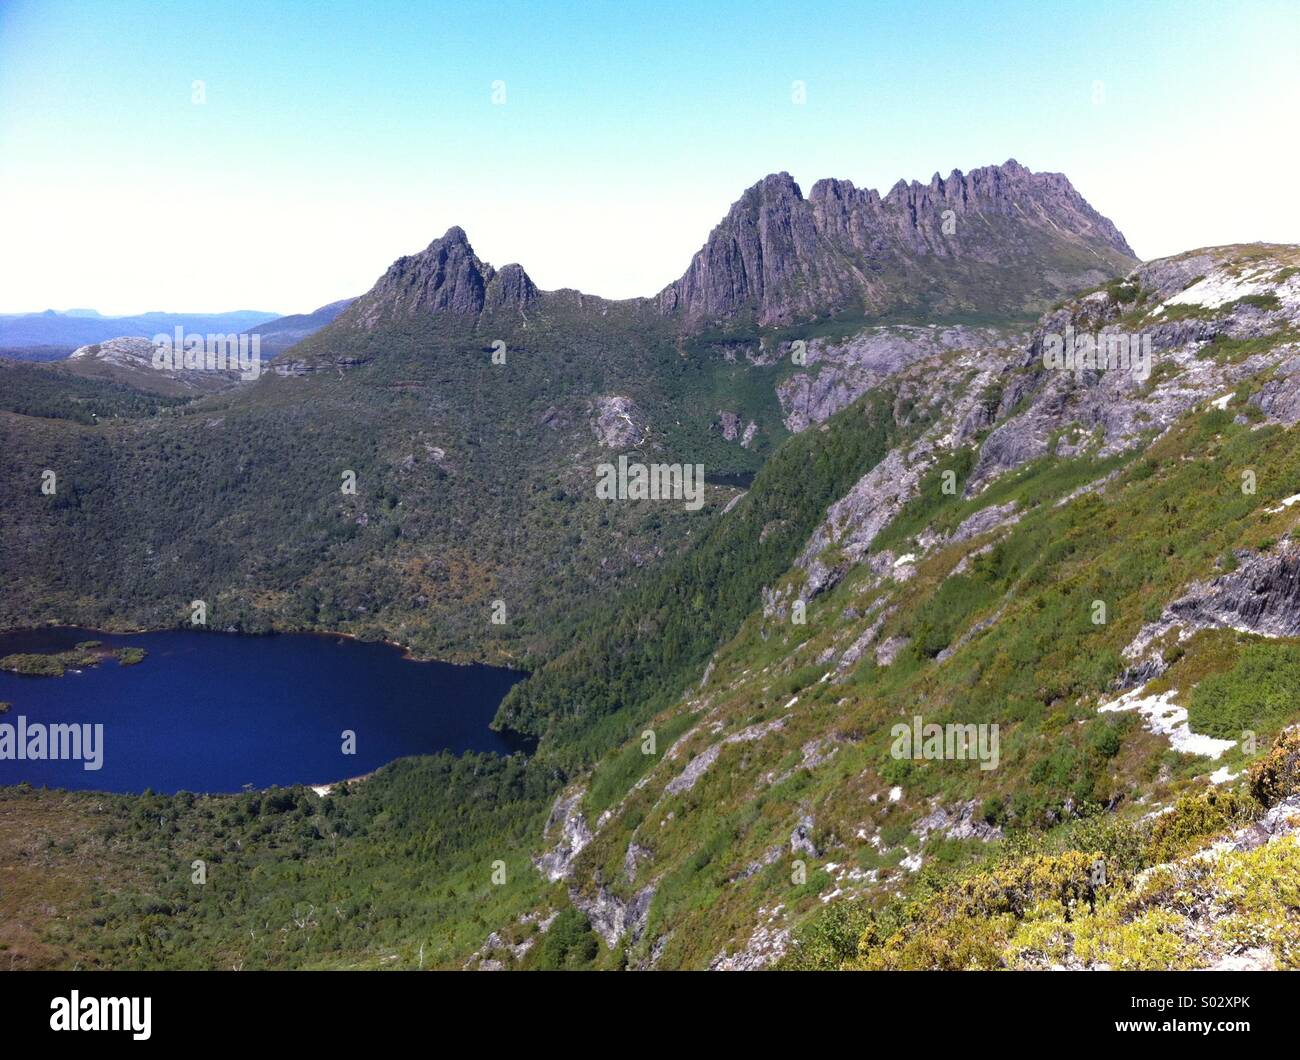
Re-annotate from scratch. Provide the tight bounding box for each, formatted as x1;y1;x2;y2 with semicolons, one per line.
1;0;1297;314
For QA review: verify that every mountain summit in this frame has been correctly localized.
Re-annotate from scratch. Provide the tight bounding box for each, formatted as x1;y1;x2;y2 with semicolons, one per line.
355;226;539;327
658;159;1136;328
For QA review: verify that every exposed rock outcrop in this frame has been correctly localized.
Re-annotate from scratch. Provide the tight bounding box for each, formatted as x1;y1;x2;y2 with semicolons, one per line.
355;226;537;327
569;878;657;949
659;161;1135;329
913;799;1004;842
535;789;593;882
708;905;791;970
778;325;1017;433
1121;541;1300;684
590;394;648;448
966;247;1300;494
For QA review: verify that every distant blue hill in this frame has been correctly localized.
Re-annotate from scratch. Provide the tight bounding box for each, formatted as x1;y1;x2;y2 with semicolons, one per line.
242;298;356;353
0;309;282;352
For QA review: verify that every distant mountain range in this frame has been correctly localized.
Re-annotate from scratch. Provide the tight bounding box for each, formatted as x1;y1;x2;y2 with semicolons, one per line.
243;299;356;353
0;308;278;350
1;159;1138;659
658;159;1135;328
0;304;353;356
3;158;1129;361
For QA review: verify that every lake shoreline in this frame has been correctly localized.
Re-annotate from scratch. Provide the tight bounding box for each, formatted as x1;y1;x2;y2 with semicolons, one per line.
0;620;529;674
0;625;530;795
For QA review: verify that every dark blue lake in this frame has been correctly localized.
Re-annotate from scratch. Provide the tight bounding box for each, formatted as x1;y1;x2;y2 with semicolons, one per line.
0;627;526;794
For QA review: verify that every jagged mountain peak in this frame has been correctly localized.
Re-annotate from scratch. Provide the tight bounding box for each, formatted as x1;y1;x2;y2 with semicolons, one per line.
661;159;1137;328
750;170;803;197
354;225;538;328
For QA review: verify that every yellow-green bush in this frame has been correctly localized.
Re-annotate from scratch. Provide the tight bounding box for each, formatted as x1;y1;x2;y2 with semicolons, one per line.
1144;788;1254;863
1209;835;1300;969
852;912;1013;971
848;793;1300;971
850;851;1103;970
1248;728;1300;808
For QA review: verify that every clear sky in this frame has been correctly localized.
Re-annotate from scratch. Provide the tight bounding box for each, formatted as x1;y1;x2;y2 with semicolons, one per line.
1;0;1297;315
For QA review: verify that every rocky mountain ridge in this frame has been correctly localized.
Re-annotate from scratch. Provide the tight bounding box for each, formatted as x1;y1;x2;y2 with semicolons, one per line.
657;160;1136;328
322;160;1133;344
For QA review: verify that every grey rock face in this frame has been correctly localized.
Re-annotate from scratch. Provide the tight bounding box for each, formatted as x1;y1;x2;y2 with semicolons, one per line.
790;815;819;857
355;226;537;327
713;411;758;446
874;635;910;666
966;251;1300;494
659;160;1135;329
1122;542;1300;685
836;608;893;674
67;335;249;392
535;789;593;882
913;800;1004;842
1136;252;1218;300
796;450;925;601
952;501;1020;543
270;354;367;377
1231;794;1300;853
708;906;792;970
1252;355;1300;424
778;325;1017;433
484;262;538;313
1165;542;1300;638
623;842;653;884
590;394;648;448
70;336;159;370
569;878;657;949
788;342;1020;604
664;744;721;796
663;716;788;797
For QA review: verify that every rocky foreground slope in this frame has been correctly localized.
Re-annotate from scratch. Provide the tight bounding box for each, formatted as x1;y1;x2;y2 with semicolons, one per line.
467;242;1300;970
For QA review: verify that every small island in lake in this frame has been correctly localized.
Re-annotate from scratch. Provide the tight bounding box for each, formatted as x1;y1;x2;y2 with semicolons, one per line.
0;640;148;676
